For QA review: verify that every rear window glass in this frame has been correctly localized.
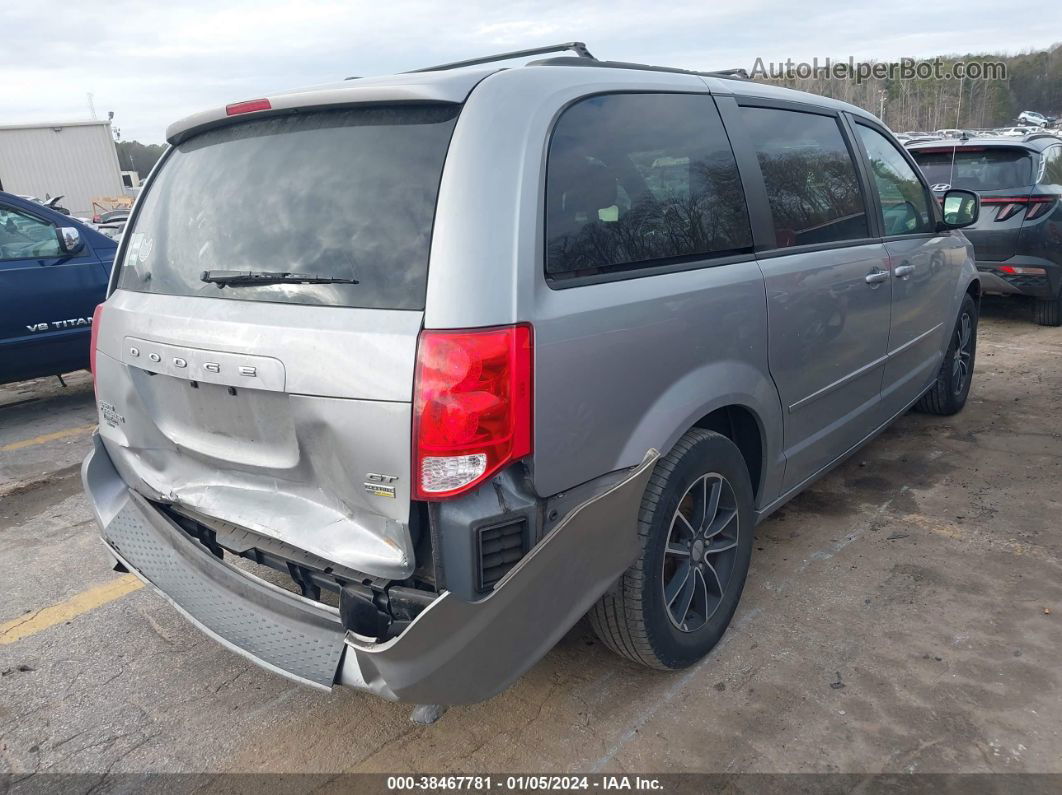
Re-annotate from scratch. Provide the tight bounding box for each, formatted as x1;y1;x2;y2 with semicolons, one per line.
545;93;752;280
910;148;1034;192
739;107;868;248
116;105;459;310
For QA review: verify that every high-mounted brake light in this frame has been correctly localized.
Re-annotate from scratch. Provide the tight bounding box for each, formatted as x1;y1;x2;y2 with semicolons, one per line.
89;303;104;391
225;98;272;116
412;325;533;500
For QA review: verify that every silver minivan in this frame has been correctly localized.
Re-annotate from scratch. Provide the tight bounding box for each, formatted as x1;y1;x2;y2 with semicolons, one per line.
83;45;983;705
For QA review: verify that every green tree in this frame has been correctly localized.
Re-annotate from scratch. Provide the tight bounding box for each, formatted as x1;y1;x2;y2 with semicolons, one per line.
114;140;167;179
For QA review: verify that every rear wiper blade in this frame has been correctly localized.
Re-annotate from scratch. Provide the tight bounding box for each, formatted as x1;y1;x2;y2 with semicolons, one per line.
200;270;359;287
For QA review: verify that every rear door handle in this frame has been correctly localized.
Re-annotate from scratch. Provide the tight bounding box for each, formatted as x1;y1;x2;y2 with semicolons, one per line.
865;269;890;285
894;264;916;279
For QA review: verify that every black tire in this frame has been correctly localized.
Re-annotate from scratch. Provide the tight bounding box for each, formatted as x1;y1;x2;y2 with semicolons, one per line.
589;429;754;670
915;293;978;416
1035;295;1062;327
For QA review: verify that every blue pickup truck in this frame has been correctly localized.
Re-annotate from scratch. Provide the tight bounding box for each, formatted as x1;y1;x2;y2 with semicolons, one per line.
0;191;117;385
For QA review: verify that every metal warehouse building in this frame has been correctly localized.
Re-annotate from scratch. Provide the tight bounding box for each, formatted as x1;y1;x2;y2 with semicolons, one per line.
0;120;125;218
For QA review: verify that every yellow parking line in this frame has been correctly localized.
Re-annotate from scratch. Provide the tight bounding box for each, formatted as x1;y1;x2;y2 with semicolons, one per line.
0;575;143;645
0;424;96;452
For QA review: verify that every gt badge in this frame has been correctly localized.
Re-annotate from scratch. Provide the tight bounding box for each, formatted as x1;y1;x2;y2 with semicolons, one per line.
364;473;398;498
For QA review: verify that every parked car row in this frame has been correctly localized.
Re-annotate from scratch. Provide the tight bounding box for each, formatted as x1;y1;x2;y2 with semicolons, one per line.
896;125;1062;144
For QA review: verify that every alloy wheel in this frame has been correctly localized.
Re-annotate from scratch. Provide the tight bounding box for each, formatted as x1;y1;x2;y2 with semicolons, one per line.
952;311;973;394
661;473;740;633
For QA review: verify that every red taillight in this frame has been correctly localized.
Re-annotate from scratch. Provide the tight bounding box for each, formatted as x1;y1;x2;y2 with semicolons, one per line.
998;265;1047;275
981;195;1058;222
412;325;533;500
92;214;101;224
225;98;271;116
1024;196;1057;220
89;303;104;389
981;197;1027;222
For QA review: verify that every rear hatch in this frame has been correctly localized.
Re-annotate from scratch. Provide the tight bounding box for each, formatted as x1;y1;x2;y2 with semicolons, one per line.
910;144;1035;261
93;103;460;580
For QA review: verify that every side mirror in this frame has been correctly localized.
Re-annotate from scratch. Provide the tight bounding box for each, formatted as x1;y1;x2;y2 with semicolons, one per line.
939;189;980;229
56;226;84;255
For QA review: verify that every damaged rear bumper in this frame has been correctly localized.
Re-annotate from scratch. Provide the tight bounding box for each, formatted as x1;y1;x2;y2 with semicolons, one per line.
83;433;657;704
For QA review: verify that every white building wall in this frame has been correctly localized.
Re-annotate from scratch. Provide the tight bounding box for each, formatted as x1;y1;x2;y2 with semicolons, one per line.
0;121;126;217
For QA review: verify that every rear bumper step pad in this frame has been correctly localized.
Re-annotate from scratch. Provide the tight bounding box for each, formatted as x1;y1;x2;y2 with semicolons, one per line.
85;439;344;689
84;433;657;703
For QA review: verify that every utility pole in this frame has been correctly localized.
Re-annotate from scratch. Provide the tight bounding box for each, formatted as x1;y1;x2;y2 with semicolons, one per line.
86;92;97;120
955;74;965;128
878;89;887;125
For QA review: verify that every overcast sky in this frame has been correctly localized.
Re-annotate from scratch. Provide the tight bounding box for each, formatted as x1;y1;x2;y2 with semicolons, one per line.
3;1;1059;143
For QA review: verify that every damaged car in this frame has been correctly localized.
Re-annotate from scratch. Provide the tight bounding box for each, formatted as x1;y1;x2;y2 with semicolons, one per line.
84;43;982;705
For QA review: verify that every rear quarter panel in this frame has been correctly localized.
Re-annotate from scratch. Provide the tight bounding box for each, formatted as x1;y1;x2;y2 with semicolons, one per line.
531;264;782;500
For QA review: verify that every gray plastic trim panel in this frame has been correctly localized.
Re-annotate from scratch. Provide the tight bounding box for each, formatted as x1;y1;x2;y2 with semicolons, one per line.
91;462;345;688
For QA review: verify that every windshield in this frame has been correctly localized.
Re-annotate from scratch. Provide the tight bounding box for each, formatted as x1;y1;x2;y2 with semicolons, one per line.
911;148;1034;192
116;104;459;309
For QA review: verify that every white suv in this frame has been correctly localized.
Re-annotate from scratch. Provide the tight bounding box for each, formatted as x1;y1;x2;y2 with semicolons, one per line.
1018;111;1050;128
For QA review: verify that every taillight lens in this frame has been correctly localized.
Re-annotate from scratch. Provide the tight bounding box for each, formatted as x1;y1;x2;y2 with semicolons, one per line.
1025;197;1057;220
412;325;533;499
89;303;104;389
981;195;1058;222
992;201;1025;222
998;265;1047;275
225;98;271;116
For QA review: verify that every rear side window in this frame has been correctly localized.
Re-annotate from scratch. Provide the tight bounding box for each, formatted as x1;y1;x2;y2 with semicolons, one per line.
739;107;868;248
116;105;459;310
855;124;933;236
545;93;752;280
1039;146;1062;187
910;147;1034;192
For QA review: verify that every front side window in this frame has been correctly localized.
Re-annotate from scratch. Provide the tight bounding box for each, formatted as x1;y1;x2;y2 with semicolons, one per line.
855;125;933;236
739;106;868;248
0;206;60;261
545;93;752;279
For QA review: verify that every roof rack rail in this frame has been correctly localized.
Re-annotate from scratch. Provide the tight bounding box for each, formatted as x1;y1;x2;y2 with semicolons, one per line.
1024;131;1062;143
528;56;749;81
405;42;596;74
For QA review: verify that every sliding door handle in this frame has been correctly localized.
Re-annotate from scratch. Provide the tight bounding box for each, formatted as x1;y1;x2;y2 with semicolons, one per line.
894;264;916;279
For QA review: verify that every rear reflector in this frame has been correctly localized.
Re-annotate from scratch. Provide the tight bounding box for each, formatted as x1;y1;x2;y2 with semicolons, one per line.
225;98;272;116
90;303;104;389
413;325;533;499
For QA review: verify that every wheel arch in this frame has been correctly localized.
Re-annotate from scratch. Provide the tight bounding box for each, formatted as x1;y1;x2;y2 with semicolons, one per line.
615;361;784;509
692;405;766;502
